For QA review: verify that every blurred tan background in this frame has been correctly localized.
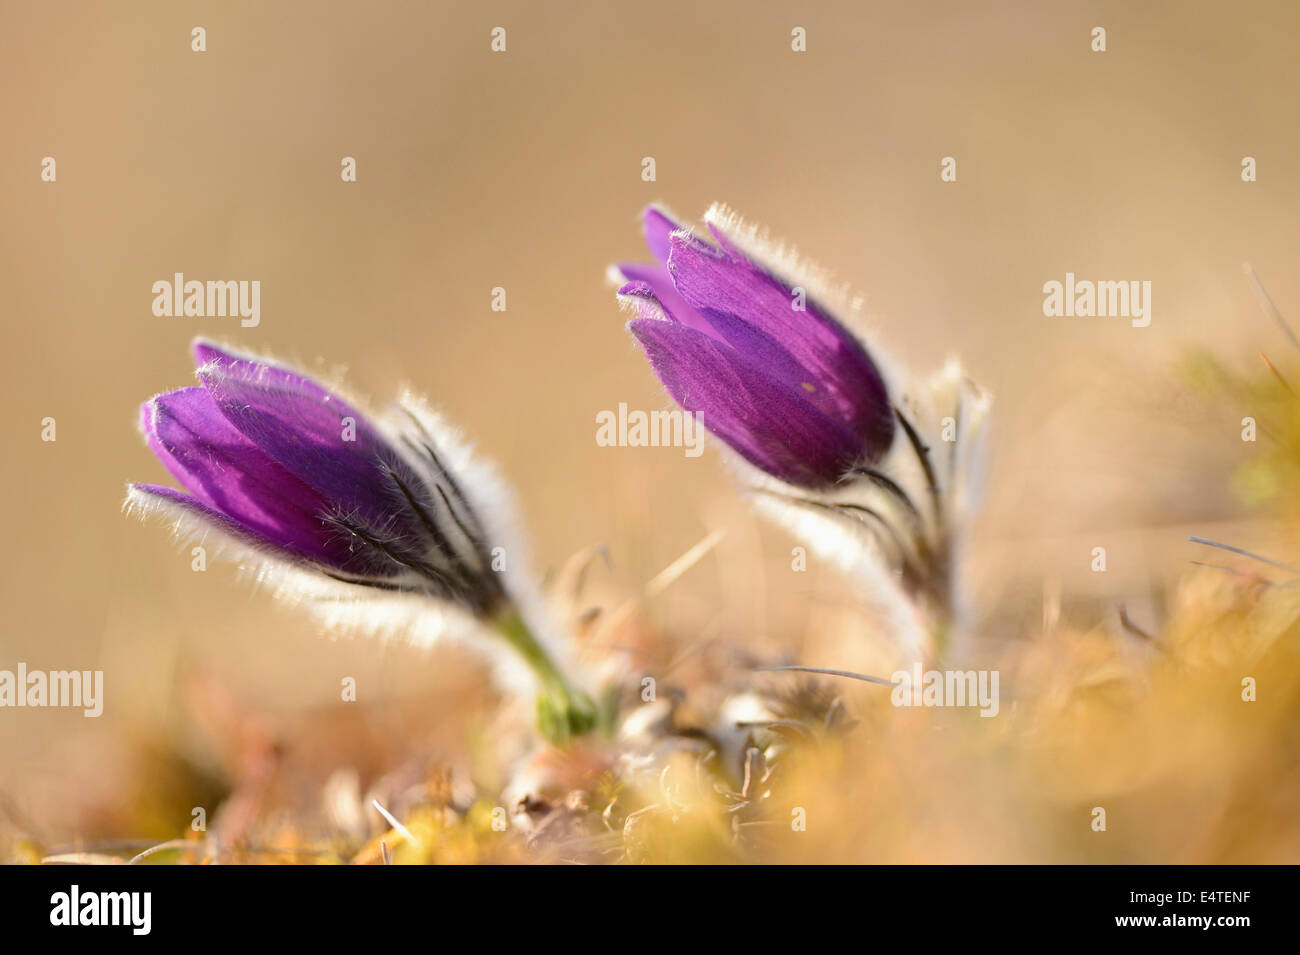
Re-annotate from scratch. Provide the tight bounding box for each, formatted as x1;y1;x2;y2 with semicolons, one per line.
1;0;1298;840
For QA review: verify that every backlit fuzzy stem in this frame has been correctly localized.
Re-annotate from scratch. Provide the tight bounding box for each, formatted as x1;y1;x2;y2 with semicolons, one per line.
494;610;597;745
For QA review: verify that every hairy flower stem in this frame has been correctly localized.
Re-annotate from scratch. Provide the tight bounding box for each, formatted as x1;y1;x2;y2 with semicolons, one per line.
495;610;597;746
925;550;955;664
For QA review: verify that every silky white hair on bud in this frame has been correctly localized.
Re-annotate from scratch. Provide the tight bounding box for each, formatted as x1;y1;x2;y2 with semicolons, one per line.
124;375;582;699
638;206;993;657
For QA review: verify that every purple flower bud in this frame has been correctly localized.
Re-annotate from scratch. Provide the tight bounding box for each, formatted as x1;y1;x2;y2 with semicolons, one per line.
129;340;506;616
617;206;895;489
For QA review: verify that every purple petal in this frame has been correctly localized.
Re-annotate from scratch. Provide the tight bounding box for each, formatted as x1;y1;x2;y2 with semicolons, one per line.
628;318;863;488
141;388;361;569
643;206;684;264
194;340;335;403
616;265;715;335
622;281;835;403
193;344;412;534
128;483;297;556
617;281;665;320
621;207;735;335
665;234;894;458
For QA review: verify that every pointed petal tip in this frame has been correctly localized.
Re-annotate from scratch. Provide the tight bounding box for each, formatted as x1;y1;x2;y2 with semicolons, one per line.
138;388;196;441
125;478;182;498
665;227;721;264
618;279;653;297
142;386;216;430
625;316;653;346
191;337;236;368
617;282;677;325
123;481;182;511
626;314;684;346
642;205;692;264
193;345;273;394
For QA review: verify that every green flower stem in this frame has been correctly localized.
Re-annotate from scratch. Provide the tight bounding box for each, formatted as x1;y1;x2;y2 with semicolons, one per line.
495;610;597;746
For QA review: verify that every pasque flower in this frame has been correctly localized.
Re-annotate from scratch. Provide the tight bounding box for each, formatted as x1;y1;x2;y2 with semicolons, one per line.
127;340;595;743
617;206;895;490
615;205;991;656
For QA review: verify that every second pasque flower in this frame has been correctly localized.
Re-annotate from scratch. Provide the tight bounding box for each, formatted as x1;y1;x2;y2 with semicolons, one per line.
616;206;895;489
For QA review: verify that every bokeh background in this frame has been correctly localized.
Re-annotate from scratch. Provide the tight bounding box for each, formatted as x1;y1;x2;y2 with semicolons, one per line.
1;0;1298;854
